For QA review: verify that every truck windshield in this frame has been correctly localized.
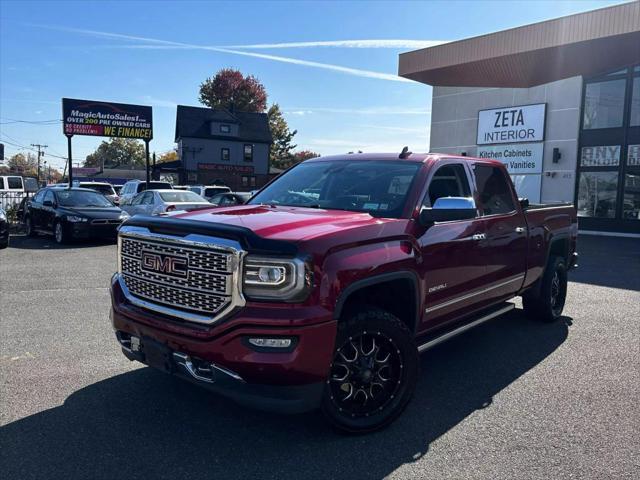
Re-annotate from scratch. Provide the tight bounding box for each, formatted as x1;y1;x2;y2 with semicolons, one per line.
249;160;421;218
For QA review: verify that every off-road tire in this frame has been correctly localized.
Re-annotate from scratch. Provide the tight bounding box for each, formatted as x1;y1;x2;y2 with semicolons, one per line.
523;256;567;323
321;307;419;434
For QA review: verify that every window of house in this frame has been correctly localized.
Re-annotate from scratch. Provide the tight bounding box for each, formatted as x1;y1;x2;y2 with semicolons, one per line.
250;176;257;187
473;164;516;216
221;148;230;161
220;124;231;133
244;144;253;162
241;176;249;187
582;79;626;129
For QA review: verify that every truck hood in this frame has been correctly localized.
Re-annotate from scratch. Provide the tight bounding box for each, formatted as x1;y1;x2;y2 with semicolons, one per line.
174;204;404;243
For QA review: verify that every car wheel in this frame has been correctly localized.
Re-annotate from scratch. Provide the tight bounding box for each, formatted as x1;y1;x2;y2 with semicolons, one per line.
523;256;568;322
25;216;37;237
321;307;419;434
54;221;67;244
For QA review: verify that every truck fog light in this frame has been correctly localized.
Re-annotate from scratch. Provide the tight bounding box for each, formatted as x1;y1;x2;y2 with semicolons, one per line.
248;337;293;348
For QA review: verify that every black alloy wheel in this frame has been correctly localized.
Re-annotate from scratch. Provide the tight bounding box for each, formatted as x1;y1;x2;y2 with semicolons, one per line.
321;307;419;434
523;255;567;322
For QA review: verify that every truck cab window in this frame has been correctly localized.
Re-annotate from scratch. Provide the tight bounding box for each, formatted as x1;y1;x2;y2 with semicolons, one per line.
424;164;471;207
474;164;516;215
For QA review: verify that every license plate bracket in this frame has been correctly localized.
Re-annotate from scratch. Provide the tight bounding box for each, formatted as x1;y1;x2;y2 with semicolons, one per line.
142;337;174;374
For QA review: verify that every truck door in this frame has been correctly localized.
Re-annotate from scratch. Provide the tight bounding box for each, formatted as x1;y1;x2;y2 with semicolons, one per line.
417;162;489;330
472;163;528;303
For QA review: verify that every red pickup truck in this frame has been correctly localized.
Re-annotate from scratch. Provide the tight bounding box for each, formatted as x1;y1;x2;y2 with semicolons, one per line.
111;151;577;433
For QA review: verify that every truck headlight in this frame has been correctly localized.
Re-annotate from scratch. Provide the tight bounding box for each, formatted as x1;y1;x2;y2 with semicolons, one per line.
242;256;310;301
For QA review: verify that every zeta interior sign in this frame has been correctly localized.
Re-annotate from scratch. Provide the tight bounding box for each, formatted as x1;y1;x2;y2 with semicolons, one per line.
477;103;546;145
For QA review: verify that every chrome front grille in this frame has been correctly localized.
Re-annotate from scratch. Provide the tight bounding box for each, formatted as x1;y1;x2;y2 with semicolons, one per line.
117;231;245;323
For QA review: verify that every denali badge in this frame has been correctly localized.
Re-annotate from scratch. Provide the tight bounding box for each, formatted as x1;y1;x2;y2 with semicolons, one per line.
141;251;188;278
428;283;447;294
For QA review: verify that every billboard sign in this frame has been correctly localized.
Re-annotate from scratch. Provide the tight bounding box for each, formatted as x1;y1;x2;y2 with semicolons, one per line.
477;143;543;174
62;98;153;140
477;103;546;145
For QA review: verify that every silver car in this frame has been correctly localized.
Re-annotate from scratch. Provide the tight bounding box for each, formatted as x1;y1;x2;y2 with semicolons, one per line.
121;190;211;216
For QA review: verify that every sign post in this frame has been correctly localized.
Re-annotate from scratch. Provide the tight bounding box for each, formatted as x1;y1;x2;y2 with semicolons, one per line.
62;98;153;187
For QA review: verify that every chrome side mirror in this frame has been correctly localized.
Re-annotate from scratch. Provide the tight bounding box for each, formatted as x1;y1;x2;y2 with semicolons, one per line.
419;197;477;226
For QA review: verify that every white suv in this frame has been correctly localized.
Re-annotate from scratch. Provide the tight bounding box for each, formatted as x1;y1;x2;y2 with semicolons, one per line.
119;180;173;206
188;185;231;201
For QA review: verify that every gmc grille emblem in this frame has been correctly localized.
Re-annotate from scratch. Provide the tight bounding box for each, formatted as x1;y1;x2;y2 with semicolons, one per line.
141;251;188;278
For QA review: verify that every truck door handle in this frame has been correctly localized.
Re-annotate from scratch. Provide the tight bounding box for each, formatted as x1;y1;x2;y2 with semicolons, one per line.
515;227;526;234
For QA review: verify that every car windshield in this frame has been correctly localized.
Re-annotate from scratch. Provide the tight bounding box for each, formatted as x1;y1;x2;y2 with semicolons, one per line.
249;160;421;218
159;191;206;203
55;190;114;207
139;182;172;191
204;187;230;197
80;184;115;195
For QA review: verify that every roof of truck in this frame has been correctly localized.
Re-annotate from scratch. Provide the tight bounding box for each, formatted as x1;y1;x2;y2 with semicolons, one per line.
305;152;502;166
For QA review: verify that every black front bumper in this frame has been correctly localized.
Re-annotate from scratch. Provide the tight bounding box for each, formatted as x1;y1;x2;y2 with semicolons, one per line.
116;332;323;415
68;222;120;240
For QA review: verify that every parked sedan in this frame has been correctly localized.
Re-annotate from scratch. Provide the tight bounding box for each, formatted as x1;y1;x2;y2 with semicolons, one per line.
208;192;252;207
121;190;211;216
0;207;8;249
24;187;130;244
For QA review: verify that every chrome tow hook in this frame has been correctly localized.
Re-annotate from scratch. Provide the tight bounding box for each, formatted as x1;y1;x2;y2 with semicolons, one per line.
173;352;215;383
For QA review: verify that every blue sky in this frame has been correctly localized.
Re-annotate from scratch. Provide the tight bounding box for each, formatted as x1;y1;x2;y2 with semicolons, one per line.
0;0;623;170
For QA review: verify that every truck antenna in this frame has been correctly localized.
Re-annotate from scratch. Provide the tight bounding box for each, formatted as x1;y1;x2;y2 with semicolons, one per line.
399;146;412;159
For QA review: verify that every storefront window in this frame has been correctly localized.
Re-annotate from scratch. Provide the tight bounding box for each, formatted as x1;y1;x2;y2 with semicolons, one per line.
580;145;620;167
623;173;640;220
628;145;640;167
577;171;618;218
631;77;640;126
582;79;626;129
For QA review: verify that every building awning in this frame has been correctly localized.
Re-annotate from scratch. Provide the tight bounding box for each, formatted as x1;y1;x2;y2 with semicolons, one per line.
398;2;640;88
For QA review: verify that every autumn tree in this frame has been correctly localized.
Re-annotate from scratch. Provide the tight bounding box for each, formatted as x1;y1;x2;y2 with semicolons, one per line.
292;150;320;164
84;138;146;169
7;152;38;176
199;68;267;113
156;150;178;163
268;104;298;169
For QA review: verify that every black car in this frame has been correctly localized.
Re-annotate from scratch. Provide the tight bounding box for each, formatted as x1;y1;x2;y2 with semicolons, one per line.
208;192;252;207
24;187;130;244
0;207;8;249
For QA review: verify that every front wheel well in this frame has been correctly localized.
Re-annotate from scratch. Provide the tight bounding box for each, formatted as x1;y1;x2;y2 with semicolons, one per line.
336;276;419;333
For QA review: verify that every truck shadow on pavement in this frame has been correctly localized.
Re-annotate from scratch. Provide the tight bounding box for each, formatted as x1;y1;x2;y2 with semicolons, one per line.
0;311;570;480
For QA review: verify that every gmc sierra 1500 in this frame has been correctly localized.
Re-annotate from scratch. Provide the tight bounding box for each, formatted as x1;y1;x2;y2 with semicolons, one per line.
111;151;577;433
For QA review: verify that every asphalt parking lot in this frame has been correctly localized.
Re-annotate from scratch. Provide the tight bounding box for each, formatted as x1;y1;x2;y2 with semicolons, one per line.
1;234;638;480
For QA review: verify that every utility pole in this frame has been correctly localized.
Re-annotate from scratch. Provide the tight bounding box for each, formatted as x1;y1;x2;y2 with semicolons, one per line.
31;143;48;186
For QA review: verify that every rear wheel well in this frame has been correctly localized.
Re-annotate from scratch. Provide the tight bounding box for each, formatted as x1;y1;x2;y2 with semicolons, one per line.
337;278;418;333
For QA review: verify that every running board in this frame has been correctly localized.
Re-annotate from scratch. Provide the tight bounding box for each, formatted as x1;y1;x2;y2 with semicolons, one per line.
417;303;515;353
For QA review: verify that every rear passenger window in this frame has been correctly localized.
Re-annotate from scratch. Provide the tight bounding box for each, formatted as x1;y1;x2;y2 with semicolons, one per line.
474;165;516;216
423;164;471;208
